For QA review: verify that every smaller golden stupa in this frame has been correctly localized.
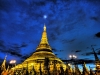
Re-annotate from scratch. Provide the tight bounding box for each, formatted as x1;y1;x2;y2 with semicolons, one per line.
14;24;66;73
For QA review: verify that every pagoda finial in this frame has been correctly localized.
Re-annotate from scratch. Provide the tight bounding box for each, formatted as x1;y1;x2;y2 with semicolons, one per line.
44;24;46;31
36;24;51;50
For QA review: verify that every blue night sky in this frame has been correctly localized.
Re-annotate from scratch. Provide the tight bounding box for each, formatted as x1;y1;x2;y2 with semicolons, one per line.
0;0;100;68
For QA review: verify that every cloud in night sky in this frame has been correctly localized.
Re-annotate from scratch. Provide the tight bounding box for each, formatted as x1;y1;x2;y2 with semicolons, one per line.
0;41;28;56
95;32;100;38
0;0;100;67
82;52;93;56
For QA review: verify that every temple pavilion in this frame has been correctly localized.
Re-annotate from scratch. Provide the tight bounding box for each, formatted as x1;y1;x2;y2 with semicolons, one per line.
14;24;66;73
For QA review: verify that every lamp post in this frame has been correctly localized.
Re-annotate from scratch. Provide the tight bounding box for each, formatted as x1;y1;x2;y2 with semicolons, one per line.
9;60;16;74
9;60;16;68
69;55;77;65
69;55;77;74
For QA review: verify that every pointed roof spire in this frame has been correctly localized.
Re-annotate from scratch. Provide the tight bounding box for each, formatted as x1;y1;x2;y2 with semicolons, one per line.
82;62;89;75
74;65;81;75
36;24;51;50
1;55;7;71
89;66;95;75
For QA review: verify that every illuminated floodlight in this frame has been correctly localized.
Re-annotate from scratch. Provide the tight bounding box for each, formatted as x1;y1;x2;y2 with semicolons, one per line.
10;60;16;64
69;55;77;59
73;55;77;58
68;63;71;66
69;55;72;58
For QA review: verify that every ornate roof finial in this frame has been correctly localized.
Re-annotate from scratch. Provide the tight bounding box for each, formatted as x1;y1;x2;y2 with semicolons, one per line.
44;24;46;31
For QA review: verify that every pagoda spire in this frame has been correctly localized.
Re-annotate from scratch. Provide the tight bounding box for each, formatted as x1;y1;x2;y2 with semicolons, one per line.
36;24;51;50
1;55;7;71
82;62;89;75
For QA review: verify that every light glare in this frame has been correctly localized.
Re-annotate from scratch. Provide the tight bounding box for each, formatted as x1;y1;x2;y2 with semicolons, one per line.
43;15;47;19
10;60;16;64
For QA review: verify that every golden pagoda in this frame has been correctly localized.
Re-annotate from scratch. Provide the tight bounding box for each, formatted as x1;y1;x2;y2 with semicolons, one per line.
14;24;66;73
